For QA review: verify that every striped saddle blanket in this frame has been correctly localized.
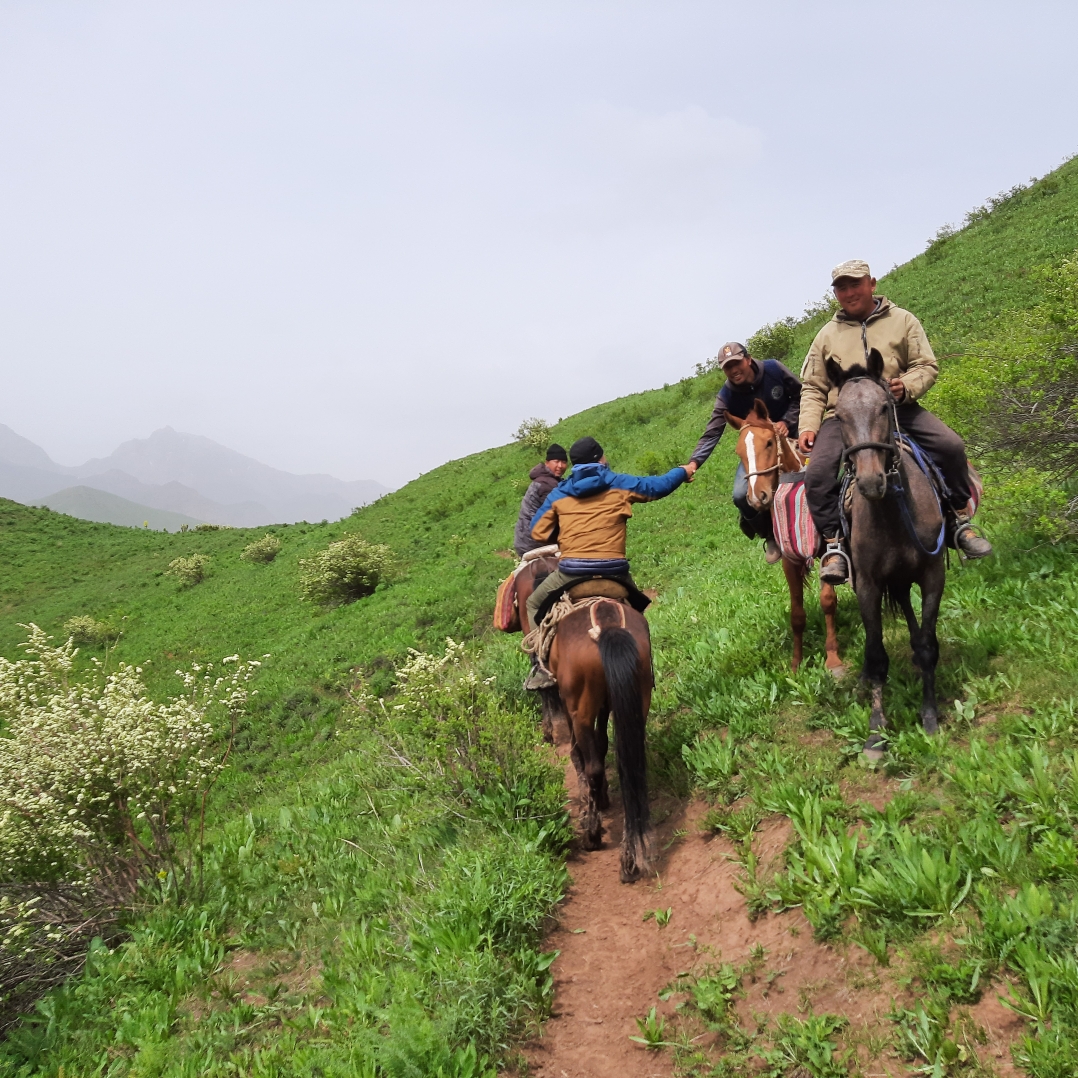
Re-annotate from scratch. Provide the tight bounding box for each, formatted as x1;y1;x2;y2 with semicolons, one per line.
772;462;984;568
772;473;817;565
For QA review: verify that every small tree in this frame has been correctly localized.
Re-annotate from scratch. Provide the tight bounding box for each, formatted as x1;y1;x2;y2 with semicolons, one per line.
747;316;799;361
513;418;552;455
167;554;210;586
241;535;282;564
299;535;392;605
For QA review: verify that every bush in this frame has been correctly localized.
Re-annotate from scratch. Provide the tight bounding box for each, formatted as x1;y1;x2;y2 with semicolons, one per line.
747;316;799;361
0;625;259;1019
513;418;552;455
299;534;392;605
62;615;117;647
240;535;281;564
166;553;210;585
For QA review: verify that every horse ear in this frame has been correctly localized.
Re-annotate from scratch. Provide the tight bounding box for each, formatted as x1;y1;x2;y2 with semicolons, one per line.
752;398;769;421
725;410;745;430
867;348;884;380
825;357;846;388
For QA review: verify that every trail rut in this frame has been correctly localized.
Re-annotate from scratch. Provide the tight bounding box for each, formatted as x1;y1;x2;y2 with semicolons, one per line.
523;754;1024;1078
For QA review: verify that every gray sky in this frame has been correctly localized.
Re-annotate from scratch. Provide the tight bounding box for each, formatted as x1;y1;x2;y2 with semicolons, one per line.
1;2;1076;488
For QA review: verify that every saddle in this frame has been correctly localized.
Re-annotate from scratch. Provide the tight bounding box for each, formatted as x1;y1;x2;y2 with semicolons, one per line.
567;578;629;602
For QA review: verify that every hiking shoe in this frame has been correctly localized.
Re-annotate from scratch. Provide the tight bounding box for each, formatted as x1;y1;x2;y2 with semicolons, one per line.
818;539;850;585
953;514;993;559
764;538;782;564
523;665;557;691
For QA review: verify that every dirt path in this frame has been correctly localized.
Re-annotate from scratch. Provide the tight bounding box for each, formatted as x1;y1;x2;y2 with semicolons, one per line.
523;756;1025;1078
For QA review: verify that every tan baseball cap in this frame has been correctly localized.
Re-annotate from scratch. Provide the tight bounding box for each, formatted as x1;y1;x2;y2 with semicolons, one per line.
718;341;748;367
831;259;872;283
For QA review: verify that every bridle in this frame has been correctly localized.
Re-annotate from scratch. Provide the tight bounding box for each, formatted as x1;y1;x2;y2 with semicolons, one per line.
837;381;902;478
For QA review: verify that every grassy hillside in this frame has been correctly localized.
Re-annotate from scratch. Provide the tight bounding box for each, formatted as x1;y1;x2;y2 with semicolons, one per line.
2;153;1078;1077
37;486;203;532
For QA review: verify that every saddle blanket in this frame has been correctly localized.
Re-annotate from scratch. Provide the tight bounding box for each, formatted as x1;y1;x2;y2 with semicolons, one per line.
493;573;520;633
772;474;817;565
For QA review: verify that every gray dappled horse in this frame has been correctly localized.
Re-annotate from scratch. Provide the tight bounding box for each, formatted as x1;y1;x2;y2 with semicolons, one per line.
826;349;947;759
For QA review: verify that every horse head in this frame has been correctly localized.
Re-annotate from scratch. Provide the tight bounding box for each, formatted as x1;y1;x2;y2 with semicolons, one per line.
726;398;802;511
826;348;894;502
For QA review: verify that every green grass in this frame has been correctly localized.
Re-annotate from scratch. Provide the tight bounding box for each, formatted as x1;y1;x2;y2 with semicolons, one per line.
2;151;1078;1075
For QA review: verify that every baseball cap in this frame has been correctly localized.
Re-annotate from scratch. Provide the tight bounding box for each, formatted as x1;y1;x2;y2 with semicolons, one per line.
718;342;748;367
831;259;872;283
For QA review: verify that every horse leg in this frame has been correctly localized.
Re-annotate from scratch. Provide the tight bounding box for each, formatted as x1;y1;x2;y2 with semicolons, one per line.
819;581;845;677
562;678;609;851
783;557;806;672
858;583;890;759
539;687;570;746
915;566;945;734
595;706;611;811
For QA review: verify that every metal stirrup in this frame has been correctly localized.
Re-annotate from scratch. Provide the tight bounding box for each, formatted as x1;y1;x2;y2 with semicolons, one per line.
821;540;850;577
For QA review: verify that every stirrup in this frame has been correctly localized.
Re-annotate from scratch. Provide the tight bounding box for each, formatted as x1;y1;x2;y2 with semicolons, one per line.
819;539;850;584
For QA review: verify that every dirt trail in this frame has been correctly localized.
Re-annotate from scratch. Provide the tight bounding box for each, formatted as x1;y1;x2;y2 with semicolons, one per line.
523;756;1024;1078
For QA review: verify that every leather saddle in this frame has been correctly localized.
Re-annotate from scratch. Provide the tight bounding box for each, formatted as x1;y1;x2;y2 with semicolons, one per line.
567;578;630;602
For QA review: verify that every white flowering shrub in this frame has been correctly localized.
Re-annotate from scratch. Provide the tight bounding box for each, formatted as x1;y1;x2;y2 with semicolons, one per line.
0;625;260;1015
167;553;210;585
513;417;552;455
62;615;117;647
298;535;392;605
241;535;281;564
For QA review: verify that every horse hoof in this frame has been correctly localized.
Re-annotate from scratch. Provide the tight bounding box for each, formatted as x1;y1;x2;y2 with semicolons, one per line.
828;663;848;681
921;715;939;736
862;731;887;761
581;831;603;851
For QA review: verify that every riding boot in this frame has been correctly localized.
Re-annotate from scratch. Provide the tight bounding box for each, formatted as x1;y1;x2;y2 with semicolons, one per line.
818;537;850;585
523;653;557;691
950;512;993;559
764;538;782;564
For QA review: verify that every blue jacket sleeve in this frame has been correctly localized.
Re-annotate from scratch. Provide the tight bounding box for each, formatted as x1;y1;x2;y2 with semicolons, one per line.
612;467;688;502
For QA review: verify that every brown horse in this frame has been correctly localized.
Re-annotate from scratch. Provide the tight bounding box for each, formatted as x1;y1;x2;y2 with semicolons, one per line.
514;555;571;744
547;591;653;883
727;400;844;676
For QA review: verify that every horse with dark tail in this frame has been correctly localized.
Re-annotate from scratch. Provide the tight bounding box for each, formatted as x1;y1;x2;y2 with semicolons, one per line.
549;594;653;882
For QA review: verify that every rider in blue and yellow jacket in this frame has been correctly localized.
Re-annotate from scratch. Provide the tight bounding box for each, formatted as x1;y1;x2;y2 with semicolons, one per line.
523;435;690;688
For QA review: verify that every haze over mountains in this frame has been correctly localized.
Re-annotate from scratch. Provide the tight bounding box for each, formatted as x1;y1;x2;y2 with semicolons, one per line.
0;425;388;529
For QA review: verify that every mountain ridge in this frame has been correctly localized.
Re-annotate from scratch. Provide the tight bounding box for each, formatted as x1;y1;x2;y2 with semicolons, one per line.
0;424;388;526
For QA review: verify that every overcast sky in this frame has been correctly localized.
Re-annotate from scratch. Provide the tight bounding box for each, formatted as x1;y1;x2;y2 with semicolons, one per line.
1;2;1076;488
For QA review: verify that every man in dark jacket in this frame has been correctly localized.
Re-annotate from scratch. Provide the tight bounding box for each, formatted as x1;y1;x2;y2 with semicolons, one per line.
683;341;802;562
513;444;568;557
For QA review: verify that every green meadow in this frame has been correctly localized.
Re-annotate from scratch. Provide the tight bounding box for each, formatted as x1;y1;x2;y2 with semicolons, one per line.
1;153;1078;1076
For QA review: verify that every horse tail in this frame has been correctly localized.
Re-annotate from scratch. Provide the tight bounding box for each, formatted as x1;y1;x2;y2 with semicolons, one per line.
598;626;649;881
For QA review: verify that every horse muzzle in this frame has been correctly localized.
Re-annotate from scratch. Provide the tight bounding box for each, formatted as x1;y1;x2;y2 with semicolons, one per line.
856;474;887;501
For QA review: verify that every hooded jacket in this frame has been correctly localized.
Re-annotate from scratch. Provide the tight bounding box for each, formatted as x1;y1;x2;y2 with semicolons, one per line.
530;463;687;561
799;297;939;433
513;463;562;556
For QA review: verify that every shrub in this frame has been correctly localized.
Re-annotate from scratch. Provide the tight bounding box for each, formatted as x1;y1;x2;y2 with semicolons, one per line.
62;615;117;647
513;417;552;455
299;535;392;605
166;553;210;585
0;625;259;1018
747;315;799;361
240;535;281;564
194;523;232;532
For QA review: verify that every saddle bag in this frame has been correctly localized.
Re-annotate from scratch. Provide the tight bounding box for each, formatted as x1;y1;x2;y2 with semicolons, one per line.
772;474;818;565
493;573;521;633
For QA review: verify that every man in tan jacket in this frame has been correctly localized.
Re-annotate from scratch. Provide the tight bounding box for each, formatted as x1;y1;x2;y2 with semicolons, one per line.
798;260;992;584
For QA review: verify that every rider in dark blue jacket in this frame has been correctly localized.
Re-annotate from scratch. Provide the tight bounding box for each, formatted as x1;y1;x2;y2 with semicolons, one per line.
684;342;801;562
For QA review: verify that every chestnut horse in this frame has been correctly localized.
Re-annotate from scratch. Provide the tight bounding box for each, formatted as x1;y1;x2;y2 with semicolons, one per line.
548;594;653;883
727;400;844;676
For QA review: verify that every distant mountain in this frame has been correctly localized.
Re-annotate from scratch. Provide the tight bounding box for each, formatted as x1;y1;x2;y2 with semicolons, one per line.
38;487;203;532
75;428;387;524
0;424;388;527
